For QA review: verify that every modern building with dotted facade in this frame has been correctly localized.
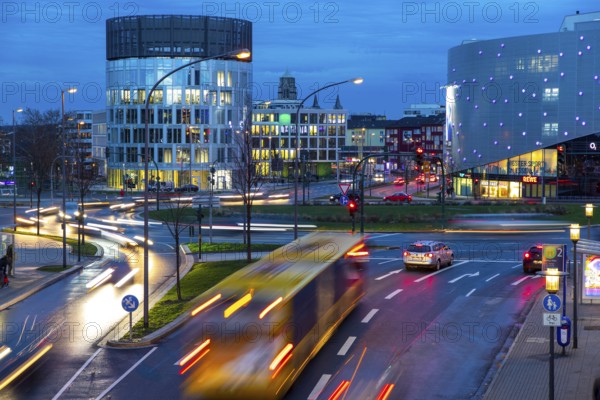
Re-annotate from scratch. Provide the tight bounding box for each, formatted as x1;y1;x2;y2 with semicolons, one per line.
105;15;252;191
447;11;600;198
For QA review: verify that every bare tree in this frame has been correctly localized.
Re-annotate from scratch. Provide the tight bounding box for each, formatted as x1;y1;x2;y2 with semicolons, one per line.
230;102;264;262
19;109;61;235
153;195;193;301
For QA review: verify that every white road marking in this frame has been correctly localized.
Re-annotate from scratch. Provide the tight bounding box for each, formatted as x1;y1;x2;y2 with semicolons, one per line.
512;263;522;269
385;289;403;299
413;260;468;283
512;276;531;286
375;269;403;280
466;289;476;297
377;259;401;265
486;273;500;282
337;336;357;356
16;315;29;346
511;275;542;286
308;374;332;400
53;348;103;400
448;271;480;283
361;309;379;323
94;347;157;400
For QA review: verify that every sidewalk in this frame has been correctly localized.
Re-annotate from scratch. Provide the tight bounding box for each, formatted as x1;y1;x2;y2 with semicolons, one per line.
0;233;92;311
483;285;600;400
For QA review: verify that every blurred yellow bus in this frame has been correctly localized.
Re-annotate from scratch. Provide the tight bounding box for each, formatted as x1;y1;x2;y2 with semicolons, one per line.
181;232;369;399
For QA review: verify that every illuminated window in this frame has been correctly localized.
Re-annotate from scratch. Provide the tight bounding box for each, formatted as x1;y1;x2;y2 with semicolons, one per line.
185;89;201;104
120;89;131;104
542;123;558;137
543;88;559;101
217;71;225;86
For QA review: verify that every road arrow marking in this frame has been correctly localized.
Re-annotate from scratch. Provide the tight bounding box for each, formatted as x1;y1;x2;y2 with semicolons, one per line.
449;271;480;283
375;270;403;280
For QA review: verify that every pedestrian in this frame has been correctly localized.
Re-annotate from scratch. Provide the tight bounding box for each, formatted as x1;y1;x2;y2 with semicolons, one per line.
0;255;9;288
6;244;13;276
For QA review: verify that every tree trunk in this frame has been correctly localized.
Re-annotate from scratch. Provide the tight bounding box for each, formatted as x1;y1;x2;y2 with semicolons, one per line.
81;189;85;245
175;232;182;301
246;202;252;262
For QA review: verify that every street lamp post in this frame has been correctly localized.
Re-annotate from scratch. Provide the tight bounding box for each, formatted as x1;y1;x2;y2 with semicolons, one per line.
142;49;250;328
12;108;23;233
293;78;363;239
61;88;77;269
570;223;580;349
209;164;216;244
536;268;568;400
585;203;594;239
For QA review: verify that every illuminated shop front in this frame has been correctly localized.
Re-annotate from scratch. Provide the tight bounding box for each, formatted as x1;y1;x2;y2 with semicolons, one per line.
452;148;558;199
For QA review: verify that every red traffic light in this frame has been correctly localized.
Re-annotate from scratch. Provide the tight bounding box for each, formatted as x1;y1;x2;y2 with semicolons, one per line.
348;200;357;216
416;147;424;155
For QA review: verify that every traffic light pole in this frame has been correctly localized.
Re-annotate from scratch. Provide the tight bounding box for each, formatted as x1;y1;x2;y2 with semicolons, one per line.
351;152;446;234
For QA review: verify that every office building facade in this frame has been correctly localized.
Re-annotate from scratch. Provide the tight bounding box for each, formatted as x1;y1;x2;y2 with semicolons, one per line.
105;15;252;191
447;11;600;198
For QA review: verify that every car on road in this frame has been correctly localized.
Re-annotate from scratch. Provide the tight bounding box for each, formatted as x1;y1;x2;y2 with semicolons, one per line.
393;177;405;186
523;245;543;273
383;192;412;203
403;241;454;270
329;191;361;203
176;184;199;193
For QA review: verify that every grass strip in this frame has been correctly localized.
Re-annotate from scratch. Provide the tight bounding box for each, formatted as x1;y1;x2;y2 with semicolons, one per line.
130;259;252;338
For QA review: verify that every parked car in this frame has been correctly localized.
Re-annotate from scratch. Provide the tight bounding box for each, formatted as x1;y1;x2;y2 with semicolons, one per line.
403;241;454;270
329;191;361;203
176;184;199;192
383;192;412;203
393;177;405;186
523;245;543;273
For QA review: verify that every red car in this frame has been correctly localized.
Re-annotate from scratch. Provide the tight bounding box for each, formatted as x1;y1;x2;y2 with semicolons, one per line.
393;177;405;185
383;192;412;203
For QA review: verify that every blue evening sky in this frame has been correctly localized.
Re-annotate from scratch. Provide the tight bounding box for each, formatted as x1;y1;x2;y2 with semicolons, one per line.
0;1;598;124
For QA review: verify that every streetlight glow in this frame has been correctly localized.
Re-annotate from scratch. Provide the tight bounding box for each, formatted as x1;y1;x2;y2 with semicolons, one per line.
545;268;560;294
585;203;594;218
570;223;580;241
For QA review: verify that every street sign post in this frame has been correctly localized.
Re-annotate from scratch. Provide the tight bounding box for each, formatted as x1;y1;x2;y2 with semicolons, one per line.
122;294;139;340
543;294;561;312
543;313;562;327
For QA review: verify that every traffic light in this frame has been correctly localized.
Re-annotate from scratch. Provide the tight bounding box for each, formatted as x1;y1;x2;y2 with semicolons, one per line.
416;147;424;166
557;144;565;165
348;200;357;216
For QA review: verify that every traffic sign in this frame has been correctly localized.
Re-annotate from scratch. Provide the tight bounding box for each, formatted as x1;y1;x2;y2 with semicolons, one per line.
338;183;351;195
122;295;139;312
542;294;561;312
339;195;349;206
542;244;566;271
423;161;431;173
543;313;562;326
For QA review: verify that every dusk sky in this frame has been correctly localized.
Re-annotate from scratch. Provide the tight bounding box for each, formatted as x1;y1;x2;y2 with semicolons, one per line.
1;1;599;124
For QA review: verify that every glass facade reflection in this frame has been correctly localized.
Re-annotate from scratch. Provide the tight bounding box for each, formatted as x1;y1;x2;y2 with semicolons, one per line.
447;12;600;198
105;15;252;190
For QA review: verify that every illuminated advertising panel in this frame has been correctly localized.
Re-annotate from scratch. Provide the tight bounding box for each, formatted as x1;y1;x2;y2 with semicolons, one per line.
583;254;600;300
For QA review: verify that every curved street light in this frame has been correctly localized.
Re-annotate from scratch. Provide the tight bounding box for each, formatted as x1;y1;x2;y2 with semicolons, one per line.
142;49;251;327
293;78;363;239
